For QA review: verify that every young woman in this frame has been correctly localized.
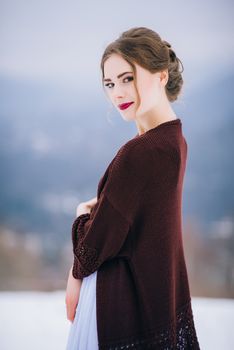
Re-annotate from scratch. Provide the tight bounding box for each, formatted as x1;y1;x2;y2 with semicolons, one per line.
65;26;201;350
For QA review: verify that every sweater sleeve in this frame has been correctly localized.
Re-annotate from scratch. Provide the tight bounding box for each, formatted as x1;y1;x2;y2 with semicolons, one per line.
71;191;130;279
71;142;151;279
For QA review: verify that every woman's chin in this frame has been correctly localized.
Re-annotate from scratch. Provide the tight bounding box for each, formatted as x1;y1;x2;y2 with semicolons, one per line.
119;111;137;121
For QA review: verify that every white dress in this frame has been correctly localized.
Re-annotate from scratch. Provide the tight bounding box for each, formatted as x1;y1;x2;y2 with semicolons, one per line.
66;270;99;350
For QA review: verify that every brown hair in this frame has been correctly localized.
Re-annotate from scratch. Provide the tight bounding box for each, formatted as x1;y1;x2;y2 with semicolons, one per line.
100;27;184;103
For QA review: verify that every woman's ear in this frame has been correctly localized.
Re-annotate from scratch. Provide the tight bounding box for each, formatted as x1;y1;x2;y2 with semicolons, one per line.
160;69;169;86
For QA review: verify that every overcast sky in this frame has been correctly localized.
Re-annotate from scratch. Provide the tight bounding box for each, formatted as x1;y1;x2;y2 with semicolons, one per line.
0;0;233;89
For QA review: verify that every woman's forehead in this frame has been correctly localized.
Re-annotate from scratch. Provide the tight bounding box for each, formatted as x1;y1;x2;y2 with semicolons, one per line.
104;55;132;77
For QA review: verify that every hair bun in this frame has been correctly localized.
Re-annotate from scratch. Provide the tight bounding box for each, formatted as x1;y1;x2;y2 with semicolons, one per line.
163;40;176;61
163;40;171;48
101;27;184;103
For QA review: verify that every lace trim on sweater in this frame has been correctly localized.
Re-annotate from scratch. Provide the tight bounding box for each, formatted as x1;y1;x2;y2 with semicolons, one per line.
99;301;200;350
71;213;101;278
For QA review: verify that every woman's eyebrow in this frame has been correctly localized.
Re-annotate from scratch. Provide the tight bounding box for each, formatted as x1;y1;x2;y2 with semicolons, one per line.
103;71;133;82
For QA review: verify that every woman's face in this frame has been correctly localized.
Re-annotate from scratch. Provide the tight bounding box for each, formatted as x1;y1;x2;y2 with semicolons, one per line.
103;53;167;121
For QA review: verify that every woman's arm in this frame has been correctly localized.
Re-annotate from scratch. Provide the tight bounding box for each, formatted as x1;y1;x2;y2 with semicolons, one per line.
65;196;97;322
71;146;150;279
65;266;82;322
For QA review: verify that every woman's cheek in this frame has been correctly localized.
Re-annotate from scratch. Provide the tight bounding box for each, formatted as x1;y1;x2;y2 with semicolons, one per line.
136;91;150;116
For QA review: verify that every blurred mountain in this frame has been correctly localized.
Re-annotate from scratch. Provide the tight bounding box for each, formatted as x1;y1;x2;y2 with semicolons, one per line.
0;74;135;241
182;70;234;226
0;70;233;242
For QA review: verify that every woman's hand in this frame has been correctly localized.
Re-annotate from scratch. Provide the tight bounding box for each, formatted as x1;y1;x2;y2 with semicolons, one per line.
65;196;98;322
65;266;83;323
76;196;98;216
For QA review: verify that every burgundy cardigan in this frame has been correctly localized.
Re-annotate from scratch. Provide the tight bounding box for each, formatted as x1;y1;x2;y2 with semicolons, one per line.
71;118;200;349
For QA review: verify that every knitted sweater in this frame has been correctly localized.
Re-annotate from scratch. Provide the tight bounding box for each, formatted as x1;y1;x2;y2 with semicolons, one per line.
71;118;200;349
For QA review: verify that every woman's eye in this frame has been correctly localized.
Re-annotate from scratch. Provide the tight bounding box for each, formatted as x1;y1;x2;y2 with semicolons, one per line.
104;76;133;89
104;83;114;89
123;76;134;82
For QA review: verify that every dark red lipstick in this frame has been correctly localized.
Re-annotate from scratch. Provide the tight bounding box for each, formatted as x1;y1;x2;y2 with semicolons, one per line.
118;102;134;110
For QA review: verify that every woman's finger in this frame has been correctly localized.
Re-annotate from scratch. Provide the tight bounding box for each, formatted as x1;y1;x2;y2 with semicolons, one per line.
66;297;78;322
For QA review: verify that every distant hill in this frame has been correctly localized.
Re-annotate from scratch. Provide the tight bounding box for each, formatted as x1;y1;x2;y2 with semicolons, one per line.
0;71;233;242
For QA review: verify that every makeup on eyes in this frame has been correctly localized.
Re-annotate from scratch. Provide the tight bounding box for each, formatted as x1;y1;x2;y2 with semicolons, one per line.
104;76;134;89
103;71;133;82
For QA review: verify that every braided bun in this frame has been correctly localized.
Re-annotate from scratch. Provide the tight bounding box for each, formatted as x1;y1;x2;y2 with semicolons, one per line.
101;27;185;102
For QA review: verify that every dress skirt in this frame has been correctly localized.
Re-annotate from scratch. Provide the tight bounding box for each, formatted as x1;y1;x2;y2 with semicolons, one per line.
66;270;99;350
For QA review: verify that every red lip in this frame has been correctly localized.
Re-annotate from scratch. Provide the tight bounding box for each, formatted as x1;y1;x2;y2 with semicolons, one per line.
118;102;134;110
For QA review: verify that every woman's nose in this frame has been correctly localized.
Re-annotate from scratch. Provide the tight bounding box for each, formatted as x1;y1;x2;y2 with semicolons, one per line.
113;84;125;99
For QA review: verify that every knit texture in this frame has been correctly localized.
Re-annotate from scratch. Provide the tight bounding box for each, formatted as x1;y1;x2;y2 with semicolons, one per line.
71;118;200;349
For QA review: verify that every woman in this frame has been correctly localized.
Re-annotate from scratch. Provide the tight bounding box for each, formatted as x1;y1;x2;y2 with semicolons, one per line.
65;26;201;349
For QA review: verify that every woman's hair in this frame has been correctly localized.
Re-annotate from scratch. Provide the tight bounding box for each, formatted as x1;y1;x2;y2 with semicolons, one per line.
100;27;184;103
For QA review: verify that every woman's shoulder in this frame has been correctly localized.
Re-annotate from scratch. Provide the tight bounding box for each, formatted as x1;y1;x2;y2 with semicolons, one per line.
113;132;176;167
112;136;152;172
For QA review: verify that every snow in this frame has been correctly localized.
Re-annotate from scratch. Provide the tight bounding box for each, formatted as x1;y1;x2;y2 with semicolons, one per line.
0;290;70;350
0;292;233;350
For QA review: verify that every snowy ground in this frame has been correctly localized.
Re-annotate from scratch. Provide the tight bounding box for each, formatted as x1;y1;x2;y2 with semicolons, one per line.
0;292;233;350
